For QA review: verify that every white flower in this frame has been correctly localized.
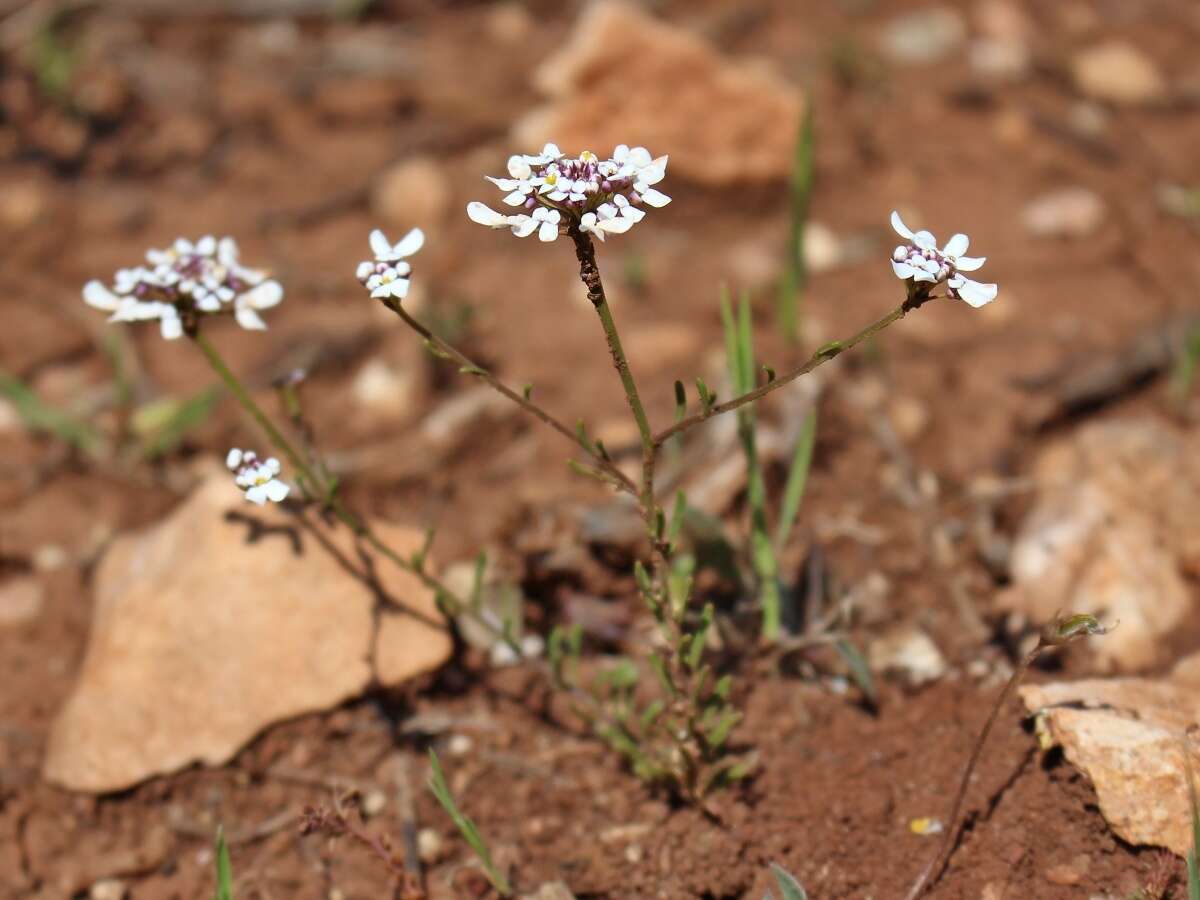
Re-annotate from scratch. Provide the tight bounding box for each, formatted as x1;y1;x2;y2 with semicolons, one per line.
356;228;424;301
889;211;997;307
234;281;284;330
369;227;424;263
81;236;283;338
468;143;670;241
226;448;290;505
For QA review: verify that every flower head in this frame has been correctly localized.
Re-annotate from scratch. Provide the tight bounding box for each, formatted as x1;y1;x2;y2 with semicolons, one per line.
889;211;997;308
226;448;289;505
356;228;424;300
468;143;670;242
82;236;282;339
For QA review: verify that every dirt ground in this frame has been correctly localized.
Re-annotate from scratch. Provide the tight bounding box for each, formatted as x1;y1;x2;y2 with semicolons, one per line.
3;0;1200;897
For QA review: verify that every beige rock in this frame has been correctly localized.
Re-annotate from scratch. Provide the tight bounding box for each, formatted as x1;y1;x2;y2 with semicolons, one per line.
1021;187;1105;239
517;1;802;185
1072;41;1167;106
0;575;44;627
371;156;451;230
1021;652;1200;856
868;627;947;687
44;472;450;793
996;418;1200;670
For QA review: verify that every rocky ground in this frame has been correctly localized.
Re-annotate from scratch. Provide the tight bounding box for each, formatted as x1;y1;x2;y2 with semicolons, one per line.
2;0;1200;898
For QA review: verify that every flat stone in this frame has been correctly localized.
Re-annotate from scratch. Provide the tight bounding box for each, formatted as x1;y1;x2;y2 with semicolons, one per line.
996;418;1200;670
1021;652;1200;856
881;7;966;65
868;627;947;687
517;1;802;185
1072;41;1167;106
1022;187;1106;239
0;575;44;627
43;471;450;793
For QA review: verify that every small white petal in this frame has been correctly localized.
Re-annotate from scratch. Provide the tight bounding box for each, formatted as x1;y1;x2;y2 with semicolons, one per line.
507;155;532;179
891;260;919;280
387;278;411;298
596;216;634;235
502;190;527;207
82;280;121;311
235;305;267;330
541;143;561;158
912;230;937;251
951;277;998;308
890;210;915;240
225;448;243;469
942;233;969;257
954;255;987;272
369;229;392;258
197;295;221;312
486;176;523;191
627;146;653;168
613;144;629;163
356;261;374;280
244;484;268;505
264;479;290;503
217;237;239;267
240;280;283;310
391;227;424;259
639;188;670;208
511;216;538;238
160;309;184;340
265;457;281;474
467;202;508;228
538;218;559;242
195;235;216;256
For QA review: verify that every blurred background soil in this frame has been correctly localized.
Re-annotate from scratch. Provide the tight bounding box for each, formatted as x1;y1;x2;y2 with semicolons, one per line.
2;0;1200;897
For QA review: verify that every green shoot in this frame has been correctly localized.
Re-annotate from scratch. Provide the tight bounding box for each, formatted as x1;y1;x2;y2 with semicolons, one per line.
774;408;817;552
0;369;103;454
427;750;512;896
1171;324;1200;409
1184;737;1200;900
213;826;234;900
765;862;809;900
776;96;815;344
720;288;782;640
132;386;222;459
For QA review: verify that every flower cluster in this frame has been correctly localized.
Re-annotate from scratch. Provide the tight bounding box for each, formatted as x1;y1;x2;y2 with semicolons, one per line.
83;236;283;339
225;448;289;505
889;211;997;308
468;143;670;242
355;228;425;300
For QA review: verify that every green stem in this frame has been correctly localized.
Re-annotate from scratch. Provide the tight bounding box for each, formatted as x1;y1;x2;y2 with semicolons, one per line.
188;330;523;655
655;299;921;447
570;229;658;521
379;294;638;497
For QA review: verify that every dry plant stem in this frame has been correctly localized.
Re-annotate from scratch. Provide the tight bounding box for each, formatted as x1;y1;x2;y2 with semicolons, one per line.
189;331;523;657
903;644;1043;900
377;296;638;497
655;299;921;447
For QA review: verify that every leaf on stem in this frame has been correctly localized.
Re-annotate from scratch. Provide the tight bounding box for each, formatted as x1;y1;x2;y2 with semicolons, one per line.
214;825;234;900
834;638;878;708
766;862;810;900
774;408;818;551
427;750;513;896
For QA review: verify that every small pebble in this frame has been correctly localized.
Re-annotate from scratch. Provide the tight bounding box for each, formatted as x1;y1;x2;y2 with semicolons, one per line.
417;827;443;863
360;789;387;817
89;880;127;900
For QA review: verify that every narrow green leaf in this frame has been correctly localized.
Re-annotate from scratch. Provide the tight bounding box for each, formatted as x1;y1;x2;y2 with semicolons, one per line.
667;491;688;546
774;408;818;551
0;369;102;453
638;699;666;734
459;364;487;377
522;382;533;401
737;291;755;394
687;603;714;670
135;386;223;459
705;706;740;749
714;673;733;702
1183;739;1200;900
214;826;234;900
835;638;878;707
427;750;512;896
469;551;487;612
769;862;809;900
673;379;687;421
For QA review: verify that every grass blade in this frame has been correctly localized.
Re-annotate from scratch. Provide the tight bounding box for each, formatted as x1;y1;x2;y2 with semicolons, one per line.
774;408;818;551
777;96;815;345
766;862;808;900
0;369;102;453
427;750;512;896
214;825;234;900
1184;739;1200;900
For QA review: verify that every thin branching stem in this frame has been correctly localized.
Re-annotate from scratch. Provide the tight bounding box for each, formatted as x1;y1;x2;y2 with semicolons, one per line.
188;329;524;656
904;614;1109;900
378;295;638;497
655;298;926;447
